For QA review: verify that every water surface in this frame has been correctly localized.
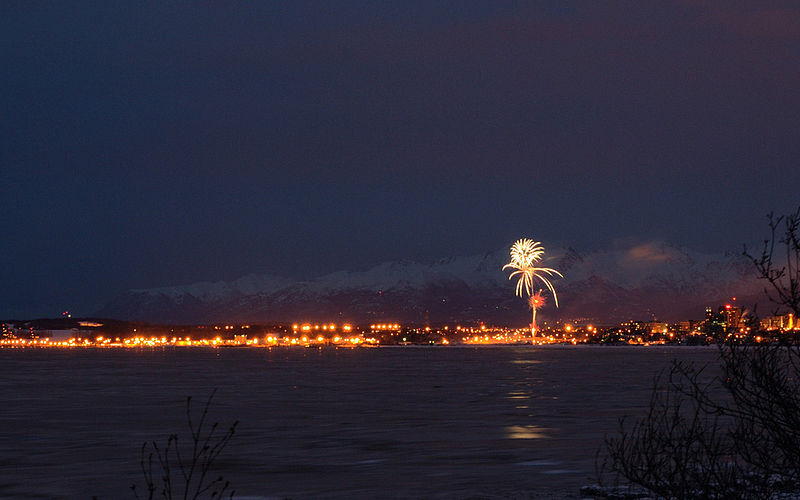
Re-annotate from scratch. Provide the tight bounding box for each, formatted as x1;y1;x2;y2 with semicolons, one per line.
0;345;721;499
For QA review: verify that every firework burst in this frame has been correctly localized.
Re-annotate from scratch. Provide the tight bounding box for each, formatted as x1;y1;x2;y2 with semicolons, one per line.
509;238;544;268
502;238;563;336
528;290;547;310
502;239;563;305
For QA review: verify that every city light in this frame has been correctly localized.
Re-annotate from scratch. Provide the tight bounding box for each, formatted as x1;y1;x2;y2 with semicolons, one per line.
3;306;799;350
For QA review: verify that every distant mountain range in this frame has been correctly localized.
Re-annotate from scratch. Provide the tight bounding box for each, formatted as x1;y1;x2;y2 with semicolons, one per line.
98;242;766;325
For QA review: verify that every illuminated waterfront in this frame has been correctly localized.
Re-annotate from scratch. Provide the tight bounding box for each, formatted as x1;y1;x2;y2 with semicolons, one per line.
0;345;720;499
4;311;799;350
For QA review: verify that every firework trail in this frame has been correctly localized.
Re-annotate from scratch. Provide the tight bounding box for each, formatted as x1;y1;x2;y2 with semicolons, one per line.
528;290;546;337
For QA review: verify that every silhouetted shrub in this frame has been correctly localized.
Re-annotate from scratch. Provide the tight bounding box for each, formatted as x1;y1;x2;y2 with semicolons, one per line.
131;389;238;500
600;343;800;498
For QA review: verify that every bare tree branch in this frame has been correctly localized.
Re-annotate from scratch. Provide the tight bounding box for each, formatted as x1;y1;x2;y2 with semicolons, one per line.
131;391;238;500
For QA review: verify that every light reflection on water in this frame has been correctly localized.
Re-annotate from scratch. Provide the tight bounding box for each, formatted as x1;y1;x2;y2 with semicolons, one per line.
506;391;531;399
0;345;719;499
505;425;550;439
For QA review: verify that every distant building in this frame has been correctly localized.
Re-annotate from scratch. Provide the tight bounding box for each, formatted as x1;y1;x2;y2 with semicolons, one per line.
761;313;798;332
644;322;669;335
702;306;725;337
620;321;646;334
721;304;743;332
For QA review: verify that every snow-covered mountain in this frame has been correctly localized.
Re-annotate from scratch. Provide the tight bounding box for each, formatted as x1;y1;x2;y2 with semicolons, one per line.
98;242;764;325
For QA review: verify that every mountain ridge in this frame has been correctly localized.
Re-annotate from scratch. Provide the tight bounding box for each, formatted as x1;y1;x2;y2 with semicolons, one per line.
99;242;763;325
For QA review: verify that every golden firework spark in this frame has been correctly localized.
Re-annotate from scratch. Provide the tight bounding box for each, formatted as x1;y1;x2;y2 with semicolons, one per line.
509;238;544;268
502;238;563;305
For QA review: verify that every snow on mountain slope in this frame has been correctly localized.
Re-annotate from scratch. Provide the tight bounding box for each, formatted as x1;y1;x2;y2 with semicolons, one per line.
99;242;762;325
131;274;291;302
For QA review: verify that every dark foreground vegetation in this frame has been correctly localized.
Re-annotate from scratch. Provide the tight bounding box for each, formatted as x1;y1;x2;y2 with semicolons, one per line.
131;390;238;500
598;206;800;498
599;343;800;498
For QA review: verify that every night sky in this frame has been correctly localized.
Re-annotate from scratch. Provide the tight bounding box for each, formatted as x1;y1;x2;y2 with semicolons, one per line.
2;1;799;318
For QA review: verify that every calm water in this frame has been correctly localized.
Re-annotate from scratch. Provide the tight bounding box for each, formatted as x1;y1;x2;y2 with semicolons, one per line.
0;345;721;499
